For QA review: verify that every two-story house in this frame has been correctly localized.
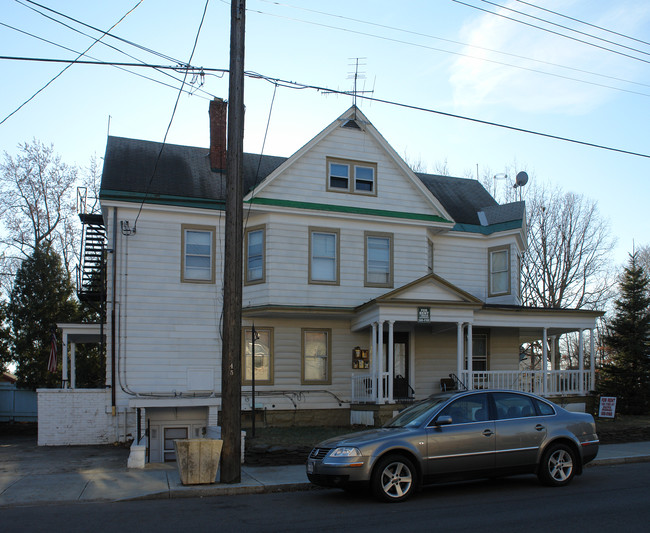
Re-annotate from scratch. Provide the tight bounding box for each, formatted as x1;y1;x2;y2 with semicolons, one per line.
40;101;602;464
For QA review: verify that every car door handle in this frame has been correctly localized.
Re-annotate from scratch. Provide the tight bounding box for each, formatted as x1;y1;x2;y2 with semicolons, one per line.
483;429;494;437
535;424;545;431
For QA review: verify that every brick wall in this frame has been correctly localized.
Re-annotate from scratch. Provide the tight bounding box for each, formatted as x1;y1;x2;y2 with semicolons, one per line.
37;389;117;446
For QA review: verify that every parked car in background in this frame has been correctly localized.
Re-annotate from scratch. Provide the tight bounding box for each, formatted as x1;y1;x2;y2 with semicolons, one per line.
307;390;599;502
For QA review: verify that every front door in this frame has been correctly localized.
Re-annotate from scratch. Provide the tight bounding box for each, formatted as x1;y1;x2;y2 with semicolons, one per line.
384;332;411;400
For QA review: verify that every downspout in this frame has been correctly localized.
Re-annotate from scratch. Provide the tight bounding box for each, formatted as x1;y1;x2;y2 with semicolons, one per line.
110;207;118;415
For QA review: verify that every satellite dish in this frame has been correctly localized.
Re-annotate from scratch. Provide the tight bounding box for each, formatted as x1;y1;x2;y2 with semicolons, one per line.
515;171;529;187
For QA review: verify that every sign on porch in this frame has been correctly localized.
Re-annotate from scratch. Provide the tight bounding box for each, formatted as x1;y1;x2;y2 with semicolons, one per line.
598;396;617;419
417;307;431;323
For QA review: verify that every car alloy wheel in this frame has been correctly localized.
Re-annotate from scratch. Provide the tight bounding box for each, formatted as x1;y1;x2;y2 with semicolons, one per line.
371;455;417;502
539;443;576;487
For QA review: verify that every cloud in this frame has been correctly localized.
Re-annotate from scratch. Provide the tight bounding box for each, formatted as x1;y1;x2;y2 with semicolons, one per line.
448;0;650;115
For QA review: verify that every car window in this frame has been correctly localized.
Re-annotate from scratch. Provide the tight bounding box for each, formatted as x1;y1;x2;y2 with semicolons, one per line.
493;392;537;419
533;398;555;416
437;394;489;424
384;396;448;428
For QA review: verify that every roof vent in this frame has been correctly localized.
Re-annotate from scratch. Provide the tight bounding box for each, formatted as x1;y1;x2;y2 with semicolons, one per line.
342;119;361;130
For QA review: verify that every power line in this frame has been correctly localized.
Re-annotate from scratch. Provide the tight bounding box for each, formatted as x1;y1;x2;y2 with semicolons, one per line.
477;0;650;59
453;0;650;65
133;0;211;230
13;1;217;100
0;27;216;100
247;3;650;97
515;0;650;48
0;1;144;126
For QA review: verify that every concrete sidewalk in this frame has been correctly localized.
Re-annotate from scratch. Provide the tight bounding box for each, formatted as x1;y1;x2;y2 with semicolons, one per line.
1;438;649;507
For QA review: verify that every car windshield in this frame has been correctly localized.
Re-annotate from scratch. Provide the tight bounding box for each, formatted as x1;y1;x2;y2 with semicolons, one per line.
383;397;448;428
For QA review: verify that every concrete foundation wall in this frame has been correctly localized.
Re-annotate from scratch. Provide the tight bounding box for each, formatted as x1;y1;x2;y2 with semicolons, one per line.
37;389;118;446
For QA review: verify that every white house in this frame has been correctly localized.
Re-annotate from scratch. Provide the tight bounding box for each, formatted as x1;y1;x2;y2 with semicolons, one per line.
40;102;602;463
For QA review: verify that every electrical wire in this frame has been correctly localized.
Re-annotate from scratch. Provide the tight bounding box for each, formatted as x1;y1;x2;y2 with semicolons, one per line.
514;0;650;49
13;1;217;101
0;0;144;126
257;0;650;90
477;0;650;58
246;4;650;98
133;0;211;231
453;0;650;65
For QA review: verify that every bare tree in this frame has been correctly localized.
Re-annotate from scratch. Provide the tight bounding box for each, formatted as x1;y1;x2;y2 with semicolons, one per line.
523;184;615;310
0;140;79;294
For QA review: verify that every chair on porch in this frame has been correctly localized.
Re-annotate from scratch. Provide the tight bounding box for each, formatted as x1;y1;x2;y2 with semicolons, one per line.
440;377;457;392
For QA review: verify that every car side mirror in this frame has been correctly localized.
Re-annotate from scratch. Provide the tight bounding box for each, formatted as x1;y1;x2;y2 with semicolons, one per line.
433;415;452;426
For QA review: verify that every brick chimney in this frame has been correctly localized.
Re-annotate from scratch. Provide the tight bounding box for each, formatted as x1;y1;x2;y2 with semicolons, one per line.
209;97;227;171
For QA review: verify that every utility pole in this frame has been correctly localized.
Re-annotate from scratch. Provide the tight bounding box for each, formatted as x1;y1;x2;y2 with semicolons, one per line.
221;0;245;484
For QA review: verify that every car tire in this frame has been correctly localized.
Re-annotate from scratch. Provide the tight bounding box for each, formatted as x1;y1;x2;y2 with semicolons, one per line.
538;443;576;487
370;454;417;503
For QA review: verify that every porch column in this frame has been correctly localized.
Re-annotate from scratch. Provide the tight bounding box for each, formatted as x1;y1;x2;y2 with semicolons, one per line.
388;321;395;402
62;331;69;389
371;322;378;401
579;329;585;395
590;329;596;392
550;336;557;370
466;322;473;390
377;321;385;403
456;322;464;385
70;342;76;389
542;328;548;396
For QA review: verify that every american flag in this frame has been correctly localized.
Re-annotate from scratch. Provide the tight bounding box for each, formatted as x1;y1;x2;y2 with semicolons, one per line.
47;331;57;373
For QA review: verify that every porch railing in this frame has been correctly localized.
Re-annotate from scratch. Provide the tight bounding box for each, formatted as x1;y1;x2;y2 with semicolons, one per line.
461;370;592;397
351;370;593;404
351;372;390;404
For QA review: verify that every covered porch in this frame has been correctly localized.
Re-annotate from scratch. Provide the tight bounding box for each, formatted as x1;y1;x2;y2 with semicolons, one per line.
350;278;603;405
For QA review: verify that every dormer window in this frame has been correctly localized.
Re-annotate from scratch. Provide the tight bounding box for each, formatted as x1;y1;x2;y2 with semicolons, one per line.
327;157;377;196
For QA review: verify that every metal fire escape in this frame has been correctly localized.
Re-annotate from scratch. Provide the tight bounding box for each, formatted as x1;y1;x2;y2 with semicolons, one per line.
76;187;106;304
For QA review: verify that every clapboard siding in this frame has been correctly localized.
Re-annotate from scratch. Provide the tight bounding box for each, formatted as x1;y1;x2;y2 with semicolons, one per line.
260;125;439;217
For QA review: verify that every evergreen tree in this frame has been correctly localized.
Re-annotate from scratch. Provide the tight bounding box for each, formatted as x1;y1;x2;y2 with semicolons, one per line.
598;252;650;414
7;245;78;389
0;301;11;373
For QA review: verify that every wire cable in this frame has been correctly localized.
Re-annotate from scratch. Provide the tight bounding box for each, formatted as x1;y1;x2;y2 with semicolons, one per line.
453;0;650;65
515;0;650;48
0;0;144;126
477;0;650;58
133;0;211;230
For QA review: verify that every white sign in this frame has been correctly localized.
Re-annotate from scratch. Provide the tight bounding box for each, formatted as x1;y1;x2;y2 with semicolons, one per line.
598;396;617;418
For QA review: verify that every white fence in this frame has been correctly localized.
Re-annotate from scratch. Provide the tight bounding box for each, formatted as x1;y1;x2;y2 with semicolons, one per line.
351;373;390;403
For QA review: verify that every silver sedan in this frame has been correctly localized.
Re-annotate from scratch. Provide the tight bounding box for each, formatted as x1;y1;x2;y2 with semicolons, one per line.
306;390;599;502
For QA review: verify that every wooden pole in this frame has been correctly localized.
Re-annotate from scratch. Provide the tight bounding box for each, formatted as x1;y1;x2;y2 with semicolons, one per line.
220;0;245;484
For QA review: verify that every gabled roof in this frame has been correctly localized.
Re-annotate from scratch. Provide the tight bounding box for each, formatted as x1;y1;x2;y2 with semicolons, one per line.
358;273;484;311
99;109;523;233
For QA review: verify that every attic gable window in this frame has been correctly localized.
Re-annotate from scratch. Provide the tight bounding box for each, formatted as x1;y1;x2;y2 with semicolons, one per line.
327;157;377;196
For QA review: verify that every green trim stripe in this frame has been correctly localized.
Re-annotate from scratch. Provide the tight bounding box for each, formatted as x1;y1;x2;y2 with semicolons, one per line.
248;197;451;223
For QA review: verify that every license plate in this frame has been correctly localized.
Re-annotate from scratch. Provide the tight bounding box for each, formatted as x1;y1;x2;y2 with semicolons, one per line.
307;461;314;474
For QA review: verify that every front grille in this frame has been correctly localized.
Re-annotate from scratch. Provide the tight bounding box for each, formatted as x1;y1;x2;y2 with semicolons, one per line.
309;447;332;460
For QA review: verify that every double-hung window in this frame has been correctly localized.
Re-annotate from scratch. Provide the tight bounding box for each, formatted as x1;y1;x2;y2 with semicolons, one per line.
365;232;393;288
302;329;331;384
181;225;215;283
242;327;273;384
245;225;265;284
309;228;339;285
488;245;510;296
327;157;377;195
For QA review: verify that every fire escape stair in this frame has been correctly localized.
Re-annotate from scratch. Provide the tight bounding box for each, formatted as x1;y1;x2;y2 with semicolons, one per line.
78;213;106;302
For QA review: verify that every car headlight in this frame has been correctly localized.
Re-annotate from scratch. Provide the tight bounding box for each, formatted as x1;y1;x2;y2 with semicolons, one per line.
329;447;362;457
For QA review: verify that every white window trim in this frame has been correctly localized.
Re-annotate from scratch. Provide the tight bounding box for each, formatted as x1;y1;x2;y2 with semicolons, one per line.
488;245;511;297
181;224;215;284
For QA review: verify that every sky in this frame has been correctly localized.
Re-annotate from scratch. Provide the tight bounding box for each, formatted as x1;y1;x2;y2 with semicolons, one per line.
1;0;649;267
